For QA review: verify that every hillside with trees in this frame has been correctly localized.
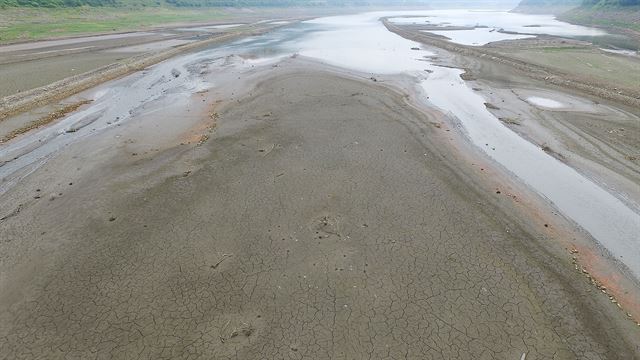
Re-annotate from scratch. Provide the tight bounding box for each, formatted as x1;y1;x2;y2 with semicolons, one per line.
560;0;640;32
513;0;582;13
513;0;639;31
581;0;639;6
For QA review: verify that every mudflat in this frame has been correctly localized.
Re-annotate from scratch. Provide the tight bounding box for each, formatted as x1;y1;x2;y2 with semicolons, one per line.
0;69;637;359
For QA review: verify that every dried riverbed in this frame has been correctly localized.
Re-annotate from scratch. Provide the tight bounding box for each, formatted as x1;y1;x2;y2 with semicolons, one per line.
0;9;639;359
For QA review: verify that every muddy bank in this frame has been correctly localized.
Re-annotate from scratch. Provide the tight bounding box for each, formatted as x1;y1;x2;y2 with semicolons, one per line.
444;47;640;204
0;22;284;121
0;67;638;358
383;19;640;108
0;52;129;99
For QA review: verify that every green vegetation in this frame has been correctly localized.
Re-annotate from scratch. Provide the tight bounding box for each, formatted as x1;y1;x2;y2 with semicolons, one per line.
0;0;424;7
509;46;640;91
0;0;429;43
516;0;580;7
0;0;427;43
516;0;638;8
559;9;640;31
581;0;639;7
0;7;227;42
560;0;640;32
513;0;581;13
515;0;640;31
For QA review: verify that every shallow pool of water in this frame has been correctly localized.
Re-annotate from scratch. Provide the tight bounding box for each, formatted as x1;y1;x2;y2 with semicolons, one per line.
426;28;535;46
388;10;606;38
601;48;639;57
176;24;245;32
527;97;565;108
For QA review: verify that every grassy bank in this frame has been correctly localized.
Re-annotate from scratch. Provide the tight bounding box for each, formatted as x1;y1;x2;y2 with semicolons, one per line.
508;46;640;90
559;6;640;32
0;7;228;43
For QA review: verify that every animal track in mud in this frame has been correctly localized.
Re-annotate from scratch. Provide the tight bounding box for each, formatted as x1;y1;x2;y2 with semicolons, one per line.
310;214;343;240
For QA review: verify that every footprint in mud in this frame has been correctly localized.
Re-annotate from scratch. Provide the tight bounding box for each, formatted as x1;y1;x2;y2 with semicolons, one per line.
309;214;342;240
218;313;262;346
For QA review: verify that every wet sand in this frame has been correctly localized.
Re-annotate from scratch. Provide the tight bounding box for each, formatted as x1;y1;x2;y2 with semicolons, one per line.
383;20;640;107
0;17;300;100
0;63;639;358
454;51;640;208
0;52;129;98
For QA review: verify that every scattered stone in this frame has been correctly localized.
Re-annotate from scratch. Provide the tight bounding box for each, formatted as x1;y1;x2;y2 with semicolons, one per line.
197;134;209;146
460;71;476;81
109;216;117;222
499;117;520;125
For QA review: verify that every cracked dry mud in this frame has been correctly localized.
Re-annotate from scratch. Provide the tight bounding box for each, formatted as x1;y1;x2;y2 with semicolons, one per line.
1;72;638;359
